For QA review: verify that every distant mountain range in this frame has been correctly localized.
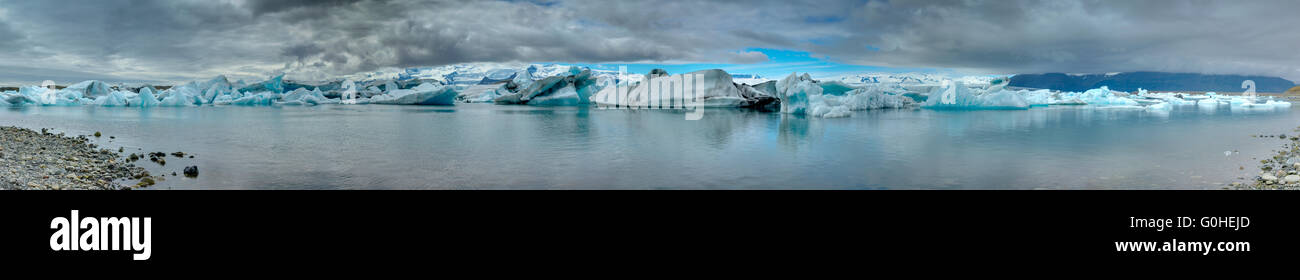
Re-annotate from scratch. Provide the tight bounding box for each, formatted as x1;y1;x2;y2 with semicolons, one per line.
1008;72;1296;93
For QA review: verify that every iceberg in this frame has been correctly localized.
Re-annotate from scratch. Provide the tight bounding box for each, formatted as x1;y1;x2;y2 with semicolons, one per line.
368;83;457;105
1145;101;1171;111
159;92;199;106
826;86;915;111
1063;86;1138;106
64;80;113;98
340;79;359;104
136;87;160;107
922;81;1030;110
93;91;131;107
592;69;775;109
278;88;336;106
2;90;34;105
456;84;506;103
238;74;286;94
774;73;915;118
776;73;822;115
737;81;780;109
219;92;278;106
1197;98;1219;109
14;86;86;106
198;75;233;104
818;81;857;96
1267;100;1293;108
496;67;597;106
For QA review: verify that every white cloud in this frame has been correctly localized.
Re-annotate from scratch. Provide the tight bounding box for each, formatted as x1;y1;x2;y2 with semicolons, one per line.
2;0;1300;85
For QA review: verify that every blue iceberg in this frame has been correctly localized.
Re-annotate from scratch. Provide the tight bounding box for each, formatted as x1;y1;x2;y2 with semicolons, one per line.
368;83;457;105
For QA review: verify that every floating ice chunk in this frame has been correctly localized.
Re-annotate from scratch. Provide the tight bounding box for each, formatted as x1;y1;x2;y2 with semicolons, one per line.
818;81;856;96
238;74;286;94
593;69;767;108
774;73;916;118
368;83;457;105
1197;98;1219;109
137;87;160;107
198;75;233;103
93;91;131;107
64;80;113;98
1145;101;1171;111
2;90;34;105
922;81;1029;110
824;86;914;111
525;84;583;106
340;79;359;104
159;93;198;106
1267;100;1292;108
277;88;335;106
777;73;822;115
1065;86;1138;106
14;86;83;106
212;95;234;105
498;67;600;106
158;83;204;106
736;81;780;109
456;84;506;103
220;92;278;106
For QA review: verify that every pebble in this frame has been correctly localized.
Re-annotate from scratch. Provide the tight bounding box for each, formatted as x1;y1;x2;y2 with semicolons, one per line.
1286;175;1300;184
0;126;149;190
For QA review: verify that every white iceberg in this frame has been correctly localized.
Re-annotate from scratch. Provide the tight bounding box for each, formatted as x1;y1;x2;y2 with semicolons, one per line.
93;91;131;107
63;80;113;99
922;81;1030;110
136;87;160;107
497;67;598;106
219;92;278;106
277;88;335;106
368;83;457;105
776;73;823;115
593;69;774;108
774;73;915;118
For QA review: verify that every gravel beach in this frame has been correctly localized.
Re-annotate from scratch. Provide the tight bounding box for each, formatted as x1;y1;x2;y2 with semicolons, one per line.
1239;127;1300;189
0;126;151;190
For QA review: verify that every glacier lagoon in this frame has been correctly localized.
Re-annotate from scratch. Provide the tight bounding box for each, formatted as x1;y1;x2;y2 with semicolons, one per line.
0;103;1293;189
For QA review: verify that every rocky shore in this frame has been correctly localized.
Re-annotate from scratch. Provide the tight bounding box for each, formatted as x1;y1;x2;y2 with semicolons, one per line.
0;126;152;190
1238;128;1300;189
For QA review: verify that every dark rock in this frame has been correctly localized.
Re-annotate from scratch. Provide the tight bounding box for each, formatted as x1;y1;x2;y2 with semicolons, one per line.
648;68;670;78
183;166;198;177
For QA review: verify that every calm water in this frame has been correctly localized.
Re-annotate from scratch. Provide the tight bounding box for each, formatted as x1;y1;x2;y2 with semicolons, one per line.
1;103;1296;189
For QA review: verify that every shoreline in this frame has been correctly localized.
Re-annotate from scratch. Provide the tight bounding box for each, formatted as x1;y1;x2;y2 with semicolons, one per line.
1240;126;1300;189
0;126;153;190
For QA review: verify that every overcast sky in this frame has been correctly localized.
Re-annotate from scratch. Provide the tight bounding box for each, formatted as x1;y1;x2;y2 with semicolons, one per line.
2;0;1299;85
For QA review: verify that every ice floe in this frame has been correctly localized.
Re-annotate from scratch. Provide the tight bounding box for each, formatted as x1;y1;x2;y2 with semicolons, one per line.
496;66;598;106
368;83;457;105
0;64;1292;119
592;69;778;109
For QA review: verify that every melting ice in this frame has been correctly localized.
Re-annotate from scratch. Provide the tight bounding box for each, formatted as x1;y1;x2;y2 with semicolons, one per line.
0;64;1290;118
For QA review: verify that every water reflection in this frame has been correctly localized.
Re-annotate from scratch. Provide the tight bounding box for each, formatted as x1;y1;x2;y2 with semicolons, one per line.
0;103;1294;189
778;114;823;150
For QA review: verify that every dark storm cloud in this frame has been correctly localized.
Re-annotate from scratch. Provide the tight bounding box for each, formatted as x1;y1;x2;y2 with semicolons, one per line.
1;0;1299;85
246;0;374;15
811;0;1300;79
